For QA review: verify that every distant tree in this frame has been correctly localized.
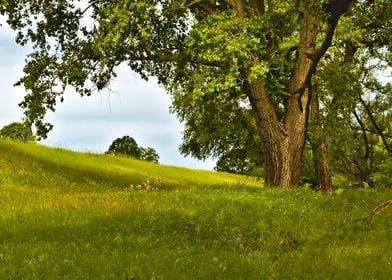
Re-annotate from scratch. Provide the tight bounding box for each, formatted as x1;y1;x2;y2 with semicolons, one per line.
0;122;35;142
106;135;159;163
106;136;141;158
140;147;160;163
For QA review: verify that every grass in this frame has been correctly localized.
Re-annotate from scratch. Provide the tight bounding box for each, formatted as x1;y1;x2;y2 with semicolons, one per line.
0;139;391;279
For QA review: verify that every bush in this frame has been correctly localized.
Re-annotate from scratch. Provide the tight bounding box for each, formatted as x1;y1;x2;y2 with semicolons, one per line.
0;122;35;142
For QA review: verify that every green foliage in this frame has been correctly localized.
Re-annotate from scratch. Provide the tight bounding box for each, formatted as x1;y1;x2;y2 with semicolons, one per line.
168;5;299;162
0;0;301;141
0;122;35;142
106;135;159;163
214;146;263;176
372;158;392;188
0;140;391;279
317;63;391;183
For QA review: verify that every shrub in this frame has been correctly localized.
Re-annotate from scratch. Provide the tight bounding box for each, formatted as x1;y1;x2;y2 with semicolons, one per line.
0;122;35;142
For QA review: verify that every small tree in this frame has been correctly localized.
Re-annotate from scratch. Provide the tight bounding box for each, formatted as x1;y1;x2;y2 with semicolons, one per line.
0;122;35;142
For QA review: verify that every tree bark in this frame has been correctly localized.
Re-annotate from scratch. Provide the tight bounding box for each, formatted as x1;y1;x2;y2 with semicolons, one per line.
309;89;333;192
244;1;318;187
246;79;306;187
242;0;351;187
312;142;333;192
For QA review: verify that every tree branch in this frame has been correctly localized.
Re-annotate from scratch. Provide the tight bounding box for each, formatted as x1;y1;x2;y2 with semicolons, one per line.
362;200;392;221
358;94;392;156
294;0;354;111
353;108;370;160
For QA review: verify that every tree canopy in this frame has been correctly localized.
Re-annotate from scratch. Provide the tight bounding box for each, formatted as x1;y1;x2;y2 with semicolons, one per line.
1;0;391;188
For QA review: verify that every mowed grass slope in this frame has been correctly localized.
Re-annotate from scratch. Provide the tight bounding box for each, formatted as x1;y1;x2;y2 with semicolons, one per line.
0;139;391;279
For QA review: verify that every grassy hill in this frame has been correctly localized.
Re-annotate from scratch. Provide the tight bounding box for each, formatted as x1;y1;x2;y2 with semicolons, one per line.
0;139;391;279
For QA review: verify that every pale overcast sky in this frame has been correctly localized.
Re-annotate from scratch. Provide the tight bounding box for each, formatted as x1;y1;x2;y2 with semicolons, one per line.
0;23;215;170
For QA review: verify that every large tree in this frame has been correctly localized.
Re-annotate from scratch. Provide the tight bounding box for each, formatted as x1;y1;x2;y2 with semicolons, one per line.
1;0;371;187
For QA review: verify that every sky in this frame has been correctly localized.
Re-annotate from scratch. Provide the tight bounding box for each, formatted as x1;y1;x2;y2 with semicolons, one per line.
0;23;216;170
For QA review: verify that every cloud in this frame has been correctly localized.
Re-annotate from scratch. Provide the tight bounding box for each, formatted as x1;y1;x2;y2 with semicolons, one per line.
0;23;30;67
0;25;29;123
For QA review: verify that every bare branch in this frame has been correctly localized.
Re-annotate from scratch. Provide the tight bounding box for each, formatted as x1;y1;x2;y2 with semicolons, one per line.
362;200;392;221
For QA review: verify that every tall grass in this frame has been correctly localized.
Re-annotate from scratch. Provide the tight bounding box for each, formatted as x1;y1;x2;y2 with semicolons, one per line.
0;140;391;279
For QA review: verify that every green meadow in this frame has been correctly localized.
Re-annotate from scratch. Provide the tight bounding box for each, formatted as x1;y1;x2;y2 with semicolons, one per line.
0;139;391;279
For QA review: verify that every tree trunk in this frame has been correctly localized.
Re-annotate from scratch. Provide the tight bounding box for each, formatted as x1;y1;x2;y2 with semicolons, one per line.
308;88;333;192
244;1;317;187
312;142;333;192
246;80;310;187
308;130;334;192
243;0;350;187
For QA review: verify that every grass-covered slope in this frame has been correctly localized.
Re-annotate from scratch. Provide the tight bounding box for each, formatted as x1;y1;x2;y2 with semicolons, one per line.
0;139;391;279
0;139;258;192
